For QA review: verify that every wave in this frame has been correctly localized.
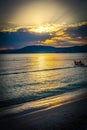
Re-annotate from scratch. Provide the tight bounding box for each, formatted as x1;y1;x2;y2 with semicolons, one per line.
0;88;86;117
1;66;86;76
0;83;87;108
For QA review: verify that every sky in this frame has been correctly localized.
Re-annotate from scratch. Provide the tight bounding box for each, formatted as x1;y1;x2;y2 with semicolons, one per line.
0;0;87;50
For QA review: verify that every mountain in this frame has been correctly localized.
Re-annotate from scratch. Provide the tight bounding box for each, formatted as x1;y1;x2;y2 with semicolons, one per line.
0;45;87;54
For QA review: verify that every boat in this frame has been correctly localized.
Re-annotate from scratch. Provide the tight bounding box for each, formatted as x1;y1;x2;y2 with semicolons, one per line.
74;60;85;66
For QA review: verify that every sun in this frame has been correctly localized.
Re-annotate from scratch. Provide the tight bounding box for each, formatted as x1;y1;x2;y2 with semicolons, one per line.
29;24;58;33
35;26;49;33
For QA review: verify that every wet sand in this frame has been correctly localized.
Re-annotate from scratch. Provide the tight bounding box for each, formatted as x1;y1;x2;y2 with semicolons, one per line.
0;91;87;130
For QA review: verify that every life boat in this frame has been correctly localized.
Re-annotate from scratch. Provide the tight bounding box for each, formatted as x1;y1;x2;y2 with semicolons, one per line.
74;60;85;66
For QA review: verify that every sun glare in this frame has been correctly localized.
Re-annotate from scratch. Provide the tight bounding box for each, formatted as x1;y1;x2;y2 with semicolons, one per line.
29;24;58;33
35;26;48;33
10;1;75;27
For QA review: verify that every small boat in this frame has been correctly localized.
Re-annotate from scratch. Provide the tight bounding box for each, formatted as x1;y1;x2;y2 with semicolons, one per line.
74;60;85;66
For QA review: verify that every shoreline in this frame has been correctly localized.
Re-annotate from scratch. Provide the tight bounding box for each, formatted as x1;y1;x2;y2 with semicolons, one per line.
0;88;86;117
0;89;87;130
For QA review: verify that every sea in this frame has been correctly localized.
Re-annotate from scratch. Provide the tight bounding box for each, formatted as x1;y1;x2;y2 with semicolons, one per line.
0;53;87;108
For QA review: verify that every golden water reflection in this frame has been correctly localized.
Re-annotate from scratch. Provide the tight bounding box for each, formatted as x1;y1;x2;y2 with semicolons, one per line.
26;54;68;93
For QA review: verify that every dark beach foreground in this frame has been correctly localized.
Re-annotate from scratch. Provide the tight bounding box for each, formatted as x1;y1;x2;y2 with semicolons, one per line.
0;90;87;130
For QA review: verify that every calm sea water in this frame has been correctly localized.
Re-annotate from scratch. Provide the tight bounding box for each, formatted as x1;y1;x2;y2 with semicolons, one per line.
0;53;87;107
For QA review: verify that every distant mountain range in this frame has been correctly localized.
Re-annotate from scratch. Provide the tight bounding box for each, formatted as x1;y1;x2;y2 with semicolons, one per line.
0;45;87;54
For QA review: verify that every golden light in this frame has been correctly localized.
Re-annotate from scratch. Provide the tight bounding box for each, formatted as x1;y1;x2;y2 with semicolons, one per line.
34;26;49;33
29;24;58;33
11;1;58;26
10;1;75;27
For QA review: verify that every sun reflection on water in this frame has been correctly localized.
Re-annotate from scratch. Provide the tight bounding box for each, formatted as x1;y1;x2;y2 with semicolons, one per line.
25;54;71;94
0;53;87;107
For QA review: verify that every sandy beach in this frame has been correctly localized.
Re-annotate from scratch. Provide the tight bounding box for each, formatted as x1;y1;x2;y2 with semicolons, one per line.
0;90;87;130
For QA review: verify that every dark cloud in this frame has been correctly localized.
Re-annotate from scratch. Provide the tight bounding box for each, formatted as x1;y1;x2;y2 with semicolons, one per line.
65;23;87;38
0;31;51;49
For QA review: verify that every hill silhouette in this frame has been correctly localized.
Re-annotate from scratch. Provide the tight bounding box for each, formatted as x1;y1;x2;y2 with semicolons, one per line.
0;45;87;54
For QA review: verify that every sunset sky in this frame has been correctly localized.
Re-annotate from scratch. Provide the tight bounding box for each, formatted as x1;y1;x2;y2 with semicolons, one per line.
0;0;87;50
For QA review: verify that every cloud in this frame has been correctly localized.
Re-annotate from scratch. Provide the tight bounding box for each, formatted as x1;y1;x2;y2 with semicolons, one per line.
63;22;87;45
43;22;87;47
0;30;52;49
0;22;87;49
65;22;87;37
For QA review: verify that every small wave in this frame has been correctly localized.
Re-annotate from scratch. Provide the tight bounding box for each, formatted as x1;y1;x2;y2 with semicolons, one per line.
0;85;86;108
0;88;86;117
0;66;79;76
